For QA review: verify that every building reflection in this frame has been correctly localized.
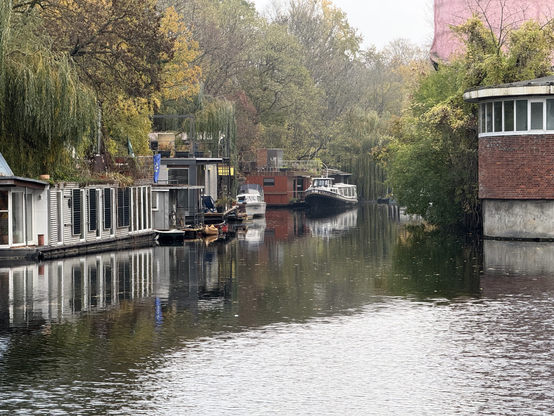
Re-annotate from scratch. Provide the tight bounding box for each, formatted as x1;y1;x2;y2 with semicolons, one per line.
0;242;236;331
0;249;155;330
484;239;554;276
264;209;308;241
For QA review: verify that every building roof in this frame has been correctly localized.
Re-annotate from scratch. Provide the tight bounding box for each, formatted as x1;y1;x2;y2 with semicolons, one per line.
0;153;14;177
463;75;554;103
0;153;48;189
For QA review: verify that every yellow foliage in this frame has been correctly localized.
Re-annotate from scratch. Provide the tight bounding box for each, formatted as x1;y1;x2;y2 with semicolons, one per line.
103;96;152;156
159;7;202;102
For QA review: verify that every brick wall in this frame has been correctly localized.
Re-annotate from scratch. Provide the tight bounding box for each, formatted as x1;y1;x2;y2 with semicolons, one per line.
480;134;554;199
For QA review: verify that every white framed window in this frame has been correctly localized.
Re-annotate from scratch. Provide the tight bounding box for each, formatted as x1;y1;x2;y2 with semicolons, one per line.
478;97;554;135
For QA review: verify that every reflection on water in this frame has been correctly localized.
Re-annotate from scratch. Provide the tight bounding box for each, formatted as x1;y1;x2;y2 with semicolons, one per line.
4;205;554;414
484;239;554;275
306;207;357;238
238;218;266;245
0;243;233;331
0;250;155;329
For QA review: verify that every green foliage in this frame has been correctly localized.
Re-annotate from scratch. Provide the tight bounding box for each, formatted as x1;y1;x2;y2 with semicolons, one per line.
0;2;97;177
384;17;554;230
328;108;389;200
195;98;237;161
103;97;153;157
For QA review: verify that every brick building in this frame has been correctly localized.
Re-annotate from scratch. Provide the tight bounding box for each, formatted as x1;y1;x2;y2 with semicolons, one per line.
464;75;554;239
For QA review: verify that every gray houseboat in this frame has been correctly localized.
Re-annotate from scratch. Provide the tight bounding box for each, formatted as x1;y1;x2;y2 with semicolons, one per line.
0;153;155;261
152;152;222;230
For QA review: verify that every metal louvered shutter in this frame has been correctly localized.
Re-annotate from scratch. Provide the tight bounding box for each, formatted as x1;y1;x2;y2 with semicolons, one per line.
104;188;112;230
72;189;81;236
89;189;97;232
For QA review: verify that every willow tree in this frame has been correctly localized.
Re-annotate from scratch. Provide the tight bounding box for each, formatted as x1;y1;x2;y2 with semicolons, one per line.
156;94;237;161
328;108;389;200
0;1;97;177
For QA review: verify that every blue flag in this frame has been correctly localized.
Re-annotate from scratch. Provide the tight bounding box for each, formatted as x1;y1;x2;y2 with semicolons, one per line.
153;153;161;183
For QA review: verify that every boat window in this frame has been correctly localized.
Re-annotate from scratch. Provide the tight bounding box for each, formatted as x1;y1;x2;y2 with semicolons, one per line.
486;102;493;132
89;189;98;233
177;189;188;208
72;189;82;237
494;101;502;132
104;188;113;230
548;99;554;130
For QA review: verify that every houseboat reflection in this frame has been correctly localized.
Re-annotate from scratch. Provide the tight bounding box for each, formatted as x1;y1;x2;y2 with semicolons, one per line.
0;243;234;331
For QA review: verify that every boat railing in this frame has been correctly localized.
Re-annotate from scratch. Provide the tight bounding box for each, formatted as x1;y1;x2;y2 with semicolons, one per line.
110;155;154;179
240;160;320;173
306;188;356;200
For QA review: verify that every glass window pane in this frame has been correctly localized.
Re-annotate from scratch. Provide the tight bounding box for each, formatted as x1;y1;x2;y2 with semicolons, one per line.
168;169;188;185
177;190;188;208
103;188;112;231
516;100;528;131
0;191;7;211
479;104;485;133
0;212;8;245
57;192;63;243
143;188;147;229
80;191;85;239
531;102;544;129
494;101;502;131
486;102;493;132
547;100;554;130
12;193;23;244
504;101;514;131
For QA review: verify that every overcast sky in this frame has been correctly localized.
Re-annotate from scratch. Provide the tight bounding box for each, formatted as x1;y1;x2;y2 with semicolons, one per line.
252;0;435;49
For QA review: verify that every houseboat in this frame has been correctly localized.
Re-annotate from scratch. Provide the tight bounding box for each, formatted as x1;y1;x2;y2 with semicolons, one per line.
304;176;358;209
242;149;314;207
150;132;228;230
0;152;156;261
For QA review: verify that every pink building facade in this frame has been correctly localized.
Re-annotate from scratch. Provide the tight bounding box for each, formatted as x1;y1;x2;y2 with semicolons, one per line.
431;0;553;63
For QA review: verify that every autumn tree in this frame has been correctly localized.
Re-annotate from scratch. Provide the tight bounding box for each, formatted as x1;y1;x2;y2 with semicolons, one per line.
383;17;554;229
241;22;320;158
170;0;260;98
273;0;363;159
16;0;181;158
31;0;173;99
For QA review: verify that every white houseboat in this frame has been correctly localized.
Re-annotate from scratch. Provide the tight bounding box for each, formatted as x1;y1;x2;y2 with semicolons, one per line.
0;153;155;261
304;176;358;209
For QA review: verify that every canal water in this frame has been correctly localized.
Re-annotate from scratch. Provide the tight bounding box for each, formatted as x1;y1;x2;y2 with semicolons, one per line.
1;204;554;415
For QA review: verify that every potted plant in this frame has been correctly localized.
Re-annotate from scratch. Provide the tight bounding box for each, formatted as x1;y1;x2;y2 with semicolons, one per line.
215;196;233;212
